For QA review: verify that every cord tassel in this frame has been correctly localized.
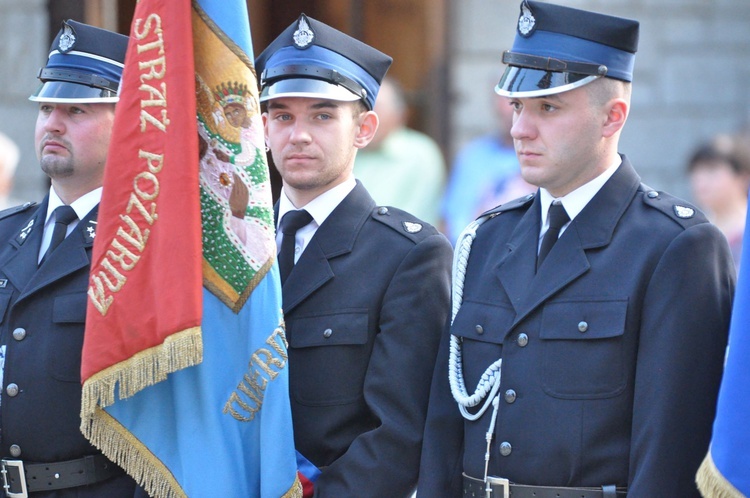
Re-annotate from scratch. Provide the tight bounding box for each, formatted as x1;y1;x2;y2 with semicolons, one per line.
483;396;501;498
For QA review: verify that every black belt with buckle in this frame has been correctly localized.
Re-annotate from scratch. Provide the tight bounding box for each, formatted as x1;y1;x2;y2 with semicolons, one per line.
1;454;122;497
463;473;627;498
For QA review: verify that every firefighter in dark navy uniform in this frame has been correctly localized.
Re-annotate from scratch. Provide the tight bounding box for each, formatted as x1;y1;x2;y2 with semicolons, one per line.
418;2;735;497
256;14;453;497
0;20;137;497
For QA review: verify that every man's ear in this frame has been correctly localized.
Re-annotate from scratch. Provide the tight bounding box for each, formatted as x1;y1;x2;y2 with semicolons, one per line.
354;111;379;149
262;112;269;143
602;98;628;138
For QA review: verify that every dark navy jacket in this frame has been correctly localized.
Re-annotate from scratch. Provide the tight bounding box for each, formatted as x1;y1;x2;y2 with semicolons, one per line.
418;157;734;497
0;196;135;497
282;182;453;497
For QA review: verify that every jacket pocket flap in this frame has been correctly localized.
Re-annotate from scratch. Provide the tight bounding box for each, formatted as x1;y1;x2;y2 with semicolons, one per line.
288;311;368;348
540;299;627;340
53;292;88;323
451;300;515;344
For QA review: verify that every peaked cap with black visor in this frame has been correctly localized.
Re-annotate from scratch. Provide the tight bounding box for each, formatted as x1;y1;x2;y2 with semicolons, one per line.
29;20;128;104
255;14;392;110
496;0;639;98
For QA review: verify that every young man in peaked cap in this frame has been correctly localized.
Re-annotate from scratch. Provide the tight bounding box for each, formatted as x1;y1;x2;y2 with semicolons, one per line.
257;13;453;497
0;20;137;496
418;1;734;496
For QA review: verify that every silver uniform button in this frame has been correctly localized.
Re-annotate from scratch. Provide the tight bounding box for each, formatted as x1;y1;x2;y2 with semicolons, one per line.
504;389;517;404
6;383;19;397
9;444;21;457
12;328;26;341
475;324;484;335
578;321;588;333
499;441;512;456
378;207;389;215
323;328;333;338
516;333;529;347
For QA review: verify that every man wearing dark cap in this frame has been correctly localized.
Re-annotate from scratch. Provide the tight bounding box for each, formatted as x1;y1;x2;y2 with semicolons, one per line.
0;20;136;496
256;13;452;497
419;1;734;497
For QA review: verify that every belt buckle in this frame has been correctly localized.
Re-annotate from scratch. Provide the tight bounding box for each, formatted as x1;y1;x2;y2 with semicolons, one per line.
487;476;509;498
1;459;28;498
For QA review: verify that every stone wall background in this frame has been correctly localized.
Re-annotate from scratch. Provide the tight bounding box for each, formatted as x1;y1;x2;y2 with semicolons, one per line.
451;0;750;199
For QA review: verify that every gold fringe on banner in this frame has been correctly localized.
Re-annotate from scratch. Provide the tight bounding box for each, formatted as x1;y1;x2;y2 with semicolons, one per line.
83;409;303;498
696;449;746;498
80;327;202;497
283;478;304;498
84;409;187;498
81;326;203;418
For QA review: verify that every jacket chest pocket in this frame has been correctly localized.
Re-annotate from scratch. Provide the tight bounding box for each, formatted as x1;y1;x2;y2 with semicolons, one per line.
540;299;628;399
451;300;515;387
287;310;370;406
48;292;88;383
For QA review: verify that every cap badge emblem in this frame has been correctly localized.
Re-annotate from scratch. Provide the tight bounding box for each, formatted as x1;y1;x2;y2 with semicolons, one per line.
673;205;695;219
293;15;315;49
403;221;423;234
58;21;76;53
518;1;536;37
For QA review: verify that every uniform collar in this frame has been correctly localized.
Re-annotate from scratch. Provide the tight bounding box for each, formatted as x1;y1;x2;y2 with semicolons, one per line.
539;156;621;230
277;176;356;229
45;186;102;226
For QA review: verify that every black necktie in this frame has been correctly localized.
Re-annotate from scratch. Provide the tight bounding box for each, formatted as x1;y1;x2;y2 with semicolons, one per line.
537;201;569;270
42;205;78;264
278;210;312;284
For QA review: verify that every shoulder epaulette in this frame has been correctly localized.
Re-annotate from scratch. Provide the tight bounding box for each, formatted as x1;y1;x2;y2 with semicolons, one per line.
640;188;707;228
479;192;536;219
0;201;37;221
371;205;438;242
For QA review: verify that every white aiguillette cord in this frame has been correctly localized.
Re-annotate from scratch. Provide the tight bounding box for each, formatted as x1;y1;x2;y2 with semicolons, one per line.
448;215;504;493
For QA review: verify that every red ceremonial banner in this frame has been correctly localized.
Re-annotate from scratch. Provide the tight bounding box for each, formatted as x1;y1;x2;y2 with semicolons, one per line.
81;6;203;404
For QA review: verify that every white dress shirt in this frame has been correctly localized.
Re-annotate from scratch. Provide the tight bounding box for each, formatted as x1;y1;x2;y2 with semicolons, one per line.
275;177;357;264
538;157;621;251
39;186;102;263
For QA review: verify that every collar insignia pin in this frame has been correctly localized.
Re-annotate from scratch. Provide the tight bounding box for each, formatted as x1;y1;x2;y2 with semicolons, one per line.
293;16;315;49
84;220;97;243
16;219;34;244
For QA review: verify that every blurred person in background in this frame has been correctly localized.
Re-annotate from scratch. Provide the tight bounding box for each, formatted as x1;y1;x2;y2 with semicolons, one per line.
687;133;750;267
0;131;21;209
441;88;533;243
353;76;445;225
